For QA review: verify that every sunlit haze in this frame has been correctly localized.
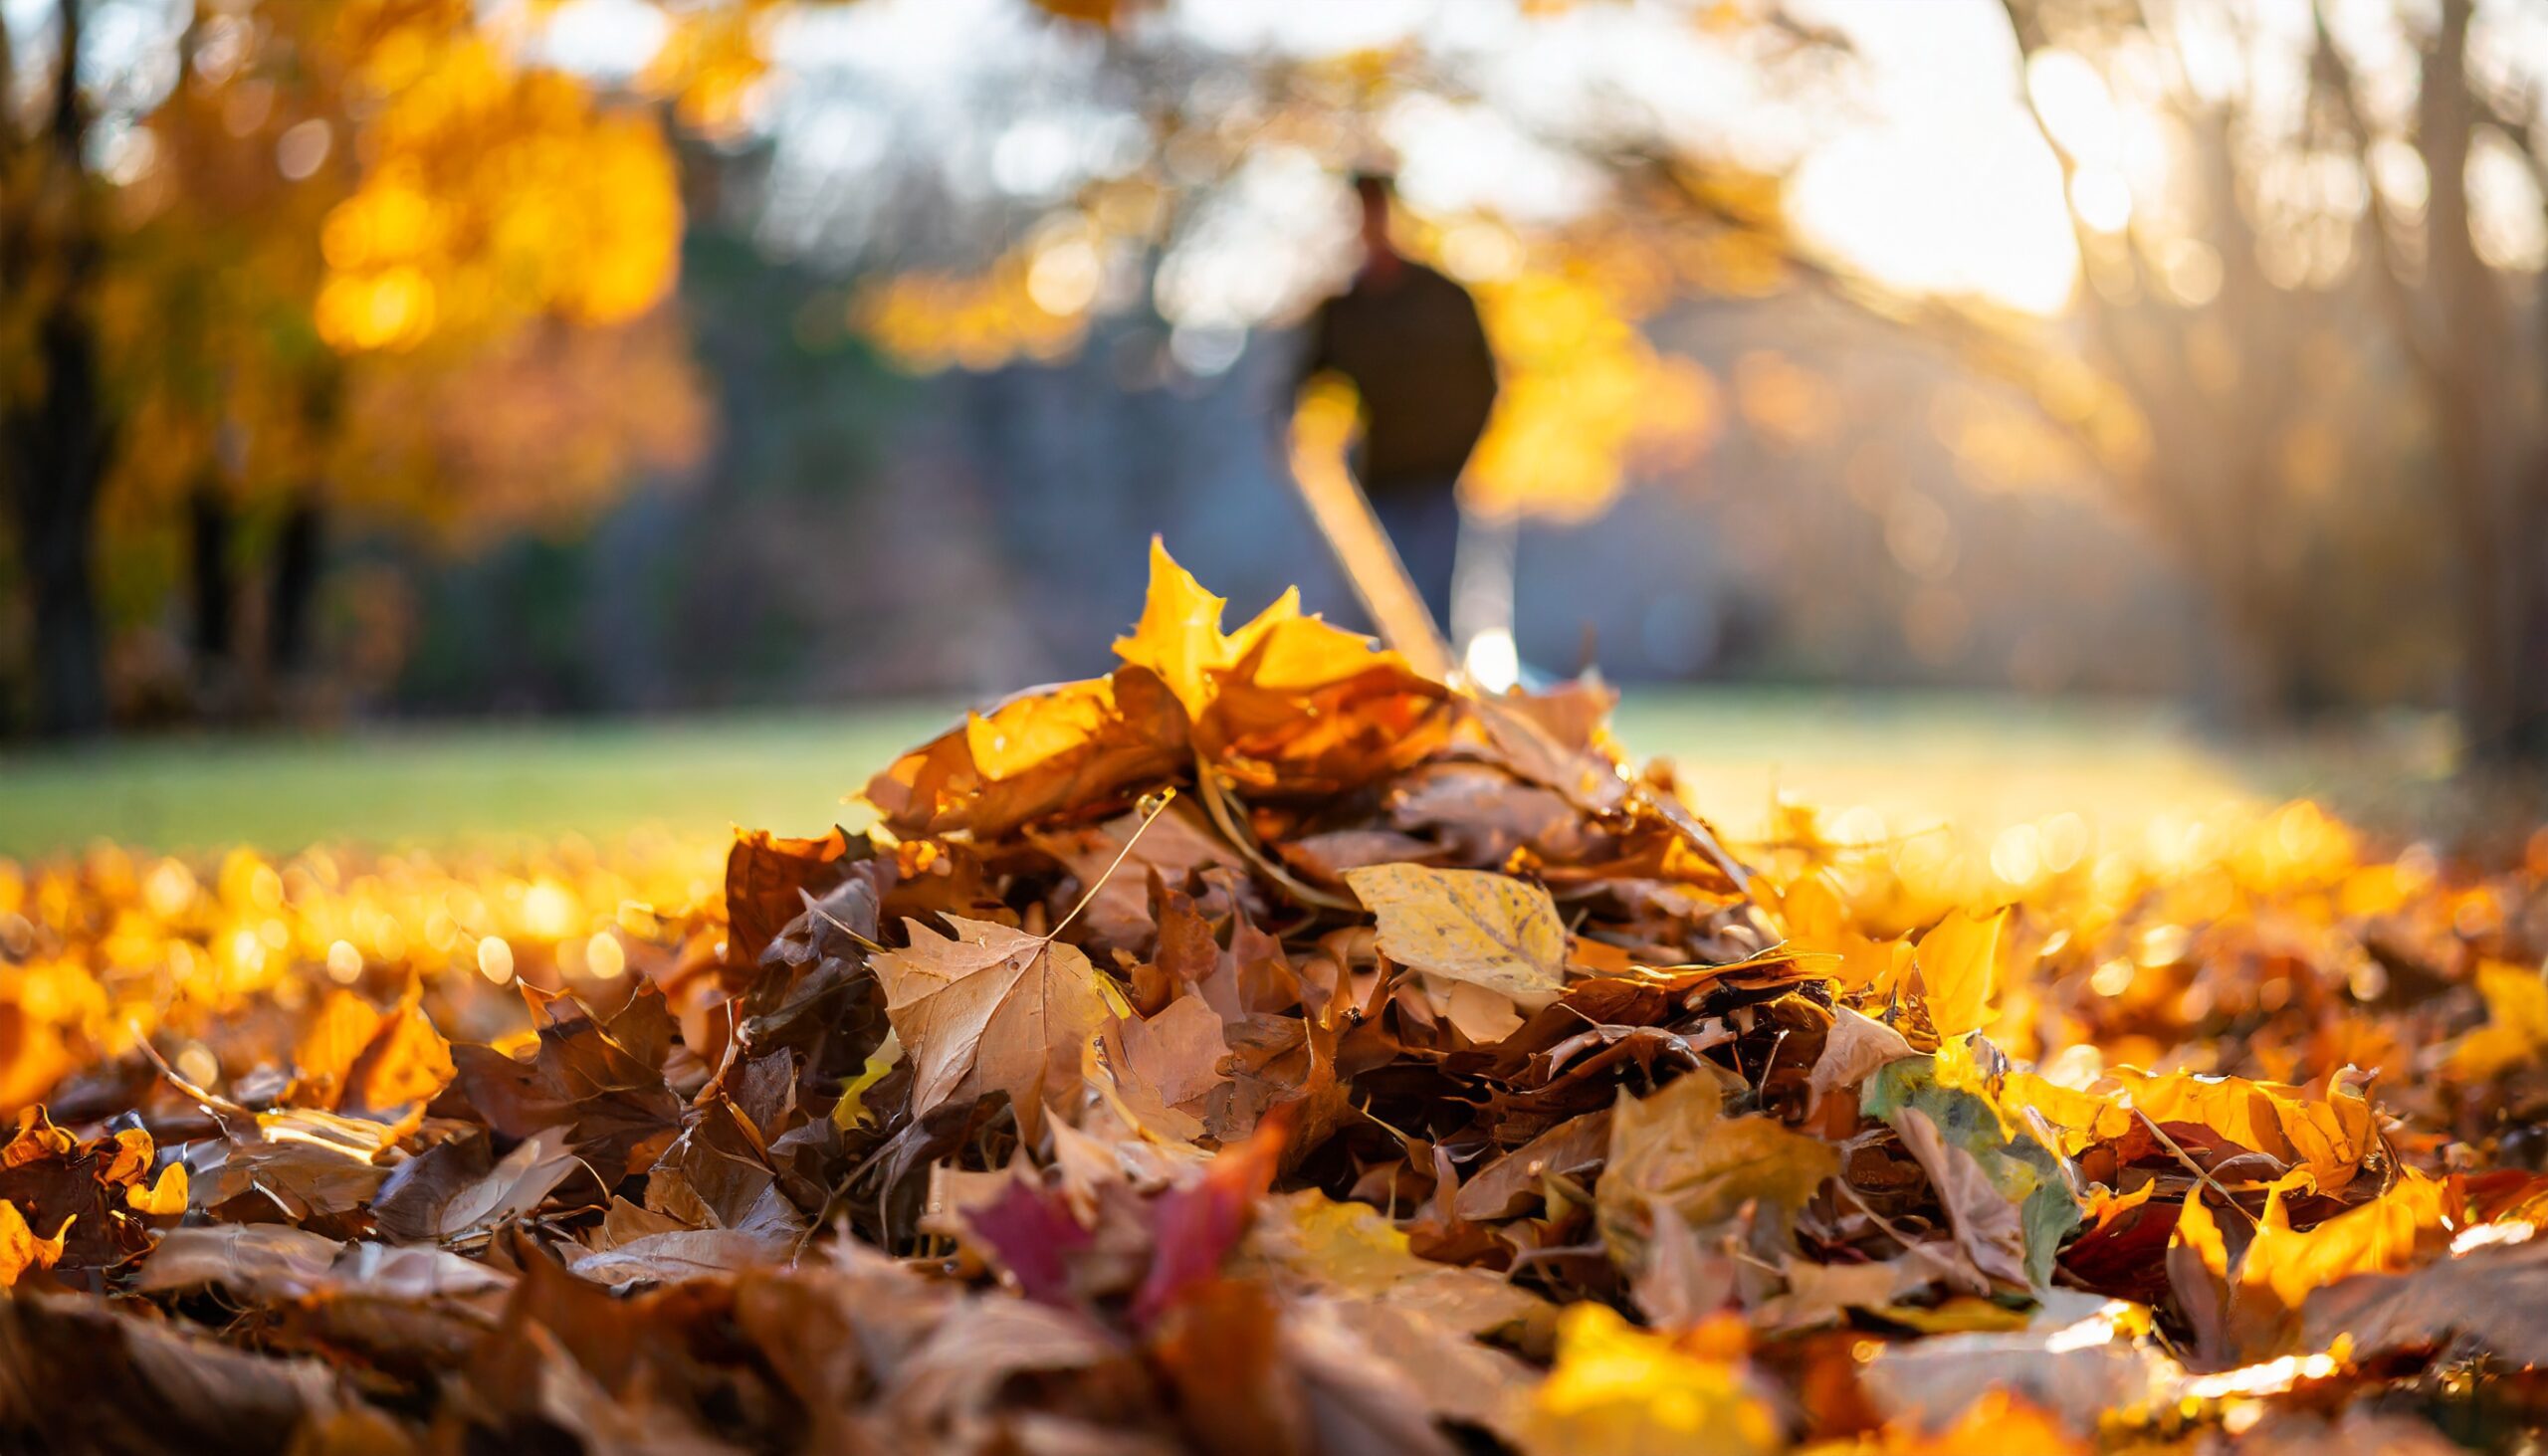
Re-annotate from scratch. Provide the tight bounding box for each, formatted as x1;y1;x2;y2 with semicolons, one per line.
521;0;2087;316
1789;0;2080;314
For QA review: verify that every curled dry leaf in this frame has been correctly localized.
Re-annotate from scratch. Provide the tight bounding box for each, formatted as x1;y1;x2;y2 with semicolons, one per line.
1807;1006;1914;1116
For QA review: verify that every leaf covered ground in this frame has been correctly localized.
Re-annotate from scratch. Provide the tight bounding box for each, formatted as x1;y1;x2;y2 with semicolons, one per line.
6;544;2548;1454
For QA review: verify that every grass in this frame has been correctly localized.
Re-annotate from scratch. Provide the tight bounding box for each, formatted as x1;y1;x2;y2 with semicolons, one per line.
0;688;2465;861
0;707;952;859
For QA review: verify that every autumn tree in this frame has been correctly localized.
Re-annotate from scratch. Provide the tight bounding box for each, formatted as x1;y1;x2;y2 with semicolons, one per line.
2;0;714;734
0;0;111;734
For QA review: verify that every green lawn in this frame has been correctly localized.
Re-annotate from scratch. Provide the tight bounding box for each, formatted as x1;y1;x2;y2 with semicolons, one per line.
0;690;2461;861
0;707;952;859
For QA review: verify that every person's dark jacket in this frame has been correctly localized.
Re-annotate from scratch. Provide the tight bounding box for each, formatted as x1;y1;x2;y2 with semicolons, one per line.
1300;261;1499;497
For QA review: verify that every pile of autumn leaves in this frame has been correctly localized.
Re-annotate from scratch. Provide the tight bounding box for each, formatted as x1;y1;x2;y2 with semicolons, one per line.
8;544;2548;1454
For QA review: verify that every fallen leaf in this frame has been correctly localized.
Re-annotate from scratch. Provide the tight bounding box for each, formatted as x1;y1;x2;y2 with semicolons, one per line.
2448;959;2548;1080
1858;1337;2125;1452
2107;1069;2378;1196
2298;1232;2548;1367
1752;1255;1923;1334
0;1111;159;1271
1038;799;1234;950
873;914;1107;1143
725;827;864;965
0;1201;68;1289
133;1224;343;1301
1250;1189;1545;1337
865;669;1190;840
1135;1112;1288;1324
2236;1167;2459;1316
1455;1109;1612;1222
1597;1072;1837;1265
1892;1107;2034;1292
1511;1302;1780;1456
1914;907;2008;1040
450;986;684;1184
1864;1058;2080;1290
829;1030;904;1133
1344;863;1566;1002
567;1229;787;1286
394;1129;582;1245
0;1288;362;1451
884;1291;1119;1428
1807;1006;1914;1116
124;1162;187;1216
1114;995;1228;1111
1111;536;1293;719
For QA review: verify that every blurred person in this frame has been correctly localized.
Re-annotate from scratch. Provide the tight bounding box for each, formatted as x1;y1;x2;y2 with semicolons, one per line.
1296;172;1499;636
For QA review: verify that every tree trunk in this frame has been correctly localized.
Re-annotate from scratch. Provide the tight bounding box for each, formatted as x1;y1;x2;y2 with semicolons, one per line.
268;493;324;676
0;0;108;738
188;485;235;665
2198;562;2305;734
2418;0;2524;765
2513;452;2548;761
13;460;106;737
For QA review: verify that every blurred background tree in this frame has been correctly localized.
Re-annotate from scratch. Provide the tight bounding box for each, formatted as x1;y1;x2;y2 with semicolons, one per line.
3;0;711;734
2002;0;2548;758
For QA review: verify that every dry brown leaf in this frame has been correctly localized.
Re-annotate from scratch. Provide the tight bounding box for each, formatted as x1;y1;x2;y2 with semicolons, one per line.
1892;1106;2031;1292
864;668;1190;840
1454;1110;1611;1222
1807;1006;1915;1115
1596;1072;1837;1264
874;915;1107;1143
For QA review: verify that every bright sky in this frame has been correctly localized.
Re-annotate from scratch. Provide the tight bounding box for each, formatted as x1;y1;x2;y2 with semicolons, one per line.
709;0;2087;317
1151;0;2090;313
1787;0;2080;314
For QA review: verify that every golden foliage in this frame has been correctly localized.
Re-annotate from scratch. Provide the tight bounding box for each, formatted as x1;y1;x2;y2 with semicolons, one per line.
318;37;682;353
1465;257;1722;521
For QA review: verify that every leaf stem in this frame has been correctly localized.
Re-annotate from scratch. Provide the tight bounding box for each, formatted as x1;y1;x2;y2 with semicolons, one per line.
1046;786;1178;943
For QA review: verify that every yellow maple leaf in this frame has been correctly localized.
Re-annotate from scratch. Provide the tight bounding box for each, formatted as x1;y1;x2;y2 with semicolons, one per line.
1250;1189;1546;1337
1111;536;1301;719
1343;863;1566;1002
2110;1069;2378;1195
2237;1167;2459;1313
2173;1183;2230;1282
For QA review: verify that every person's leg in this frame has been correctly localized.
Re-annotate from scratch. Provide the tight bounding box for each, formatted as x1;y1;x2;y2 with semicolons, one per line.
1370;485;1460;636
